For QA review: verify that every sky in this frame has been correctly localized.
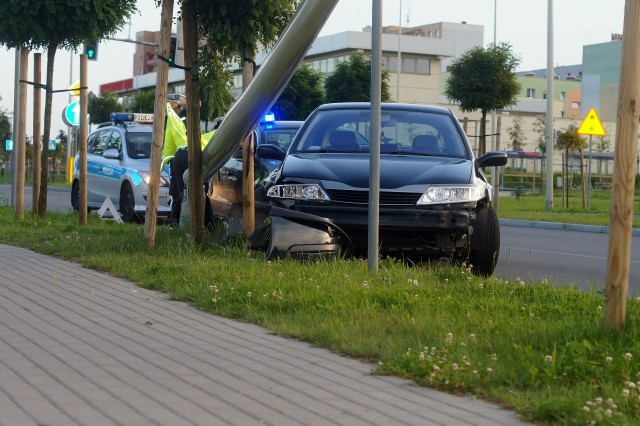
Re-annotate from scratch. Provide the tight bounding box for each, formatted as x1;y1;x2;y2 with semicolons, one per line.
0;0;627;140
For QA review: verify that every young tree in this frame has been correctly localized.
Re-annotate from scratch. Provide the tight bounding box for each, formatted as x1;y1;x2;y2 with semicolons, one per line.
556;126;588;208
0;0;137;218
272;64;324;120
324;53;392;103
444;42;521;155
507;116;525;151
128;90;155;114
88;92;125;124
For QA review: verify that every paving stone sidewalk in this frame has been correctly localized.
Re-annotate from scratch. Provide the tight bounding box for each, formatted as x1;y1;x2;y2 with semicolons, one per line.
0;244;530;426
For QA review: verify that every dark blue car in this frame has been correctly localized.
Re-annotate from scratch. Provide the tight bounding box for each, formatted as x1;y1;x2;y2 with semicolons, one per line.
257;102;507;276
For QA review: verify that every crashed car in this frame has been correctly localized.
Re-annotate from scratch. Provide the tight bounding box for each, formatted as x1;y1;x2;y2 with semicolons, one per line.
255;102;507;276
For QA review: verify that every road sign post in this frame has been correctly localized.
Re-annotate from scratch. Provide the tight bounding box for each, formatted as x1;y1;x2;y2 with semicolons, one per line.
577;108;606;211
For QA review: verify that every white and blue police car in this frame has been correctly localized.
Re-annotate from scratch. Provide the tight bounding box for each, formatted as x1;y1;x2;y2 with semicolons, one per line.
71;112;172;222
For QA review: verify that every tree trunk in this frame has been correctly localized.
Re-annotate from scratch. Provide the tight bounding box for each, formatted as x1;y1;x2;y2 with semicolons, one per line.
242;47;255;239
32;53;42;216
79;54;89;225
479;109;487;156
15;47;29;220
38;42;57;218
144;0;173;247
182;0;205;246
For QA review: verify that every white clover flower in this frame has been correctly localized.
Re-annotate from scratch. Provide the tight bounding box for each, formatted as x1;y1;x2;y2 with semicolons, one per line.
491;353;498;361
472;370;478;375
605;409;613;417
486;367;493;373
419;352;425;361
597;306;603;313
623;389;630;398
278;271;284;277
378;361;383;366
432;365;441;372
246;291;252;298
544;355;553;363
469;333;477;343
452;363;460;371
267;261;272;267
625;353;633;362
606;357;613;364
583;406;590;413
595;397;603;405
362;281;369;289
444;278;449;283
446;333;454;344
413;279;419;286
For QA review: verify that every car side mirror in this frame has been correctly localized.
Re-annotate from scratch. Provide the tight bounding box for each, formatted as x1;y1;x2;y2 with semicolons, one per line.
475;152;507;169
103;148;120;160
256;144;286;162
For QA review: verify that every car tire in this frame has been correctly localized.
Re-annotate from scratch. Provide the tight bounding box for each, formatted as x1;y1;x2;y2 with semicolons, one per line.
71;180;80;212
120;183;139;223
469;205;500;277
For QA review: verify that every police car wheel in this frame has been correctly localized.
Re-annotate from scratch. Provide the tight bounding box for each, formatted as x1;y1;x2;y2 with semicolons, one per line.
120;183;139;223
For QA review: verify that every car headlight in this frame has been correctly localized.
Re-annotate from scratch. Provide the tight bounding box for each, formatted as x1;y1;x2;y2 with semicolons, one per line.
139;171;168;187
266;184;330;201
417;184;484;205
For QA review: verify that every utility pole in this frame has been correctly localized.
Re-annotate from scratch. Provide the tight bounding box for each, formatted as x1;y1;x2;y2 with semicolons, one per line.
545;0;554;210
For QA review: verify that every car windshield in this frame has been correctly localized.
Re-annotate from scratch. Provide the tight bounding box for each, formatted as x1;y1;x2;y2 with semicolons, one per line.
291;108;468;157
126;132;153;159
261;128;300;151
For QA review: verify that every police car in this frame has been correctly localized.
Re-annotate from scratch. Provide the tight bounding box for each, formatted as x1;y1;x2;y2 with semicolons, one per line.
71;112;172;222
207;113;303;222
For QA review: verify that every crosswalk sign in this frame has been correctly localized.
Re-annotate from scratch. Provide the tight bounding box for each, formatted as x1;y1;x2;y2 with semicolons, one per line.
577;108;606;136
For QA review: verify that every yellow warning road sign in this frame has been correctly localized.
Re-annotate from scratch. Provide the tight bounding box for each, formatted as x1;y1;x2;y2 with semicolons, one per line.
67;79;81;98
577;108;606;136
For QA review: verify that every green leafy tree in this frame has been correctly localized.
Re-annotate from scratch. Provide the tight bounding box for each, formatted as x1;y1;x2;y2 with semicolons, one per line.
198;54;235;129
532;114;547;154
88;92;124;124
272;64;324;120
444;42;521;155
0;0;137;217
324;53;392;103
128;90;155;114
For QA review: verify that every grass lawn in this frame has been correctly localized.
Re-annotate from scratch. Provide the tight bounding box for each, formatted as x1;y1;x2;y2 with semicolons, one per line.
498;189;640;228
0;206;639;425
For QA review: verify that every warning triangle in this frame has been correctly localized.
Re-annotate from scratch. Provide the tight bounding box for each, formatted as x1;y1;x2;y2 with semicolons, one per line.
97;197;123;223
577;108;606;136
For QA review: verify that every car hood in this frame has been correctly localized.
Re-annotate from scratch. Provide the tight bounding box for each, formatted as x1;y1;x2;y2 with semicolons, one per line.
279;153;474;189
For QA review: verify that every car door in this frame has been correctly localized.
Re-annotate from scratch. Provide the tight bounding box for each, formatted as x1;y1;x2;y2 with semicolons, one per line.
87;129;114;206
101;129;124;206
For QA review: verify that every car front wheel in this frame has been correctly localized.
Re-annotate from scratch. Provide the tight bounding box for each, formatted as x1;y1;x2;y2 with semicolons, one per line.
120;183;139;223
469;205;500;277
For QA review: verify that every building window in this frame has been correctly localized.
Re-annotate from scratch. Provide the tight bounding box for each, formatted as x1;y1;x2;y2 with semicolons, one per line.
402;58;416;73
560;91;566;100
526;88;535;98
416;58;430;74
571;101;580;109
387;57;398;72
542;92;546;100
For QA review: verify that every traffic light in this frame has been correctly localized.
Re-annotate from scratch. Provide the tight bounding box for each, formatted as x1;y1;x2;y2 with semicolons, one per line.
169;36;177;64
84;40;98;61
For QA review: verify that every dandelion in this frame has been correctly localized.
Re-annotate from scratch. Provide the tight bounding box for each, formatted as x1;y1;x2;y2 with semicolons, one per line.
446;333;454;344
606;356;613;364
544;355;553;363
625;353;633;362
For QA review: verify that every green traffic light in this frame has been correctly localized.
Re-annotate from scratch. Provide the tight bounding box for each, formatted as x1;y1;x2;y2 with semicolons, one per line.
87;50;95;58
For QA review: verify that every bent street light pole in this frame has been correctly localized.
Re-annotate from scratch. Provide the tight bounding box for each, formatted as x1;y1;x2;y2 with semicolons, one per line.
368;0;382;274
545;0;554;210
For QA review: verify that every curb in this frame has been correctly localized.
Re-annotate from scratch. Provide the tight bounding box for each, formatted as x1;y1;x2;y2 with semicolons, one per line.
499;218;640;236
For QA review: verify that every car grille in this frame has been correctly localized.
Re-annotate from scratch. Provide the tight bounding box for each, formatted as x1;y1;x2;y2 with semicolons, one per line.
326;189;421;206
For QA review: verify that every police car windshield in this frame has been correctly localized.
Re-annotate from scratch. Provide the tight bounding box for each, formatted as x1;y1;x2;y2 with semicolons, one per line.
126;132;153;159
262;128;299;151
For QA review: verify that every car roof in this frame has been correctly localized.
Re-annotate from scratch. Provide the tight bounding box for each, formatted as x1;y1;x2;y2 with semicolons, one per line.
92;123;153;134
316;102;453;115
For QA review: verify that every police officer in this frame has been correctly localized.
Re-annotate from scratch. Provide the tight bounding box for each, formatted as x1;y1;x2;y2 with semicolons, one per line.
161;94;188;224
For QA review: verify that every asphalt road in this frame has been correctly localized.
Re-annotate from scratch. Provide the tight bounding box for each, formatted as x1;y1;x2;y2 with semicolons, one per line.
2;184;639;293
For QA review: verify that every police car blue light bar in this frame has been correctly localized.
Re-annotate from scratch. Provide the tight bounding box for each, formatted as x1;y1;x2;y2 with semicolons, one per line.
262;111;276;123
110;112;154;123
